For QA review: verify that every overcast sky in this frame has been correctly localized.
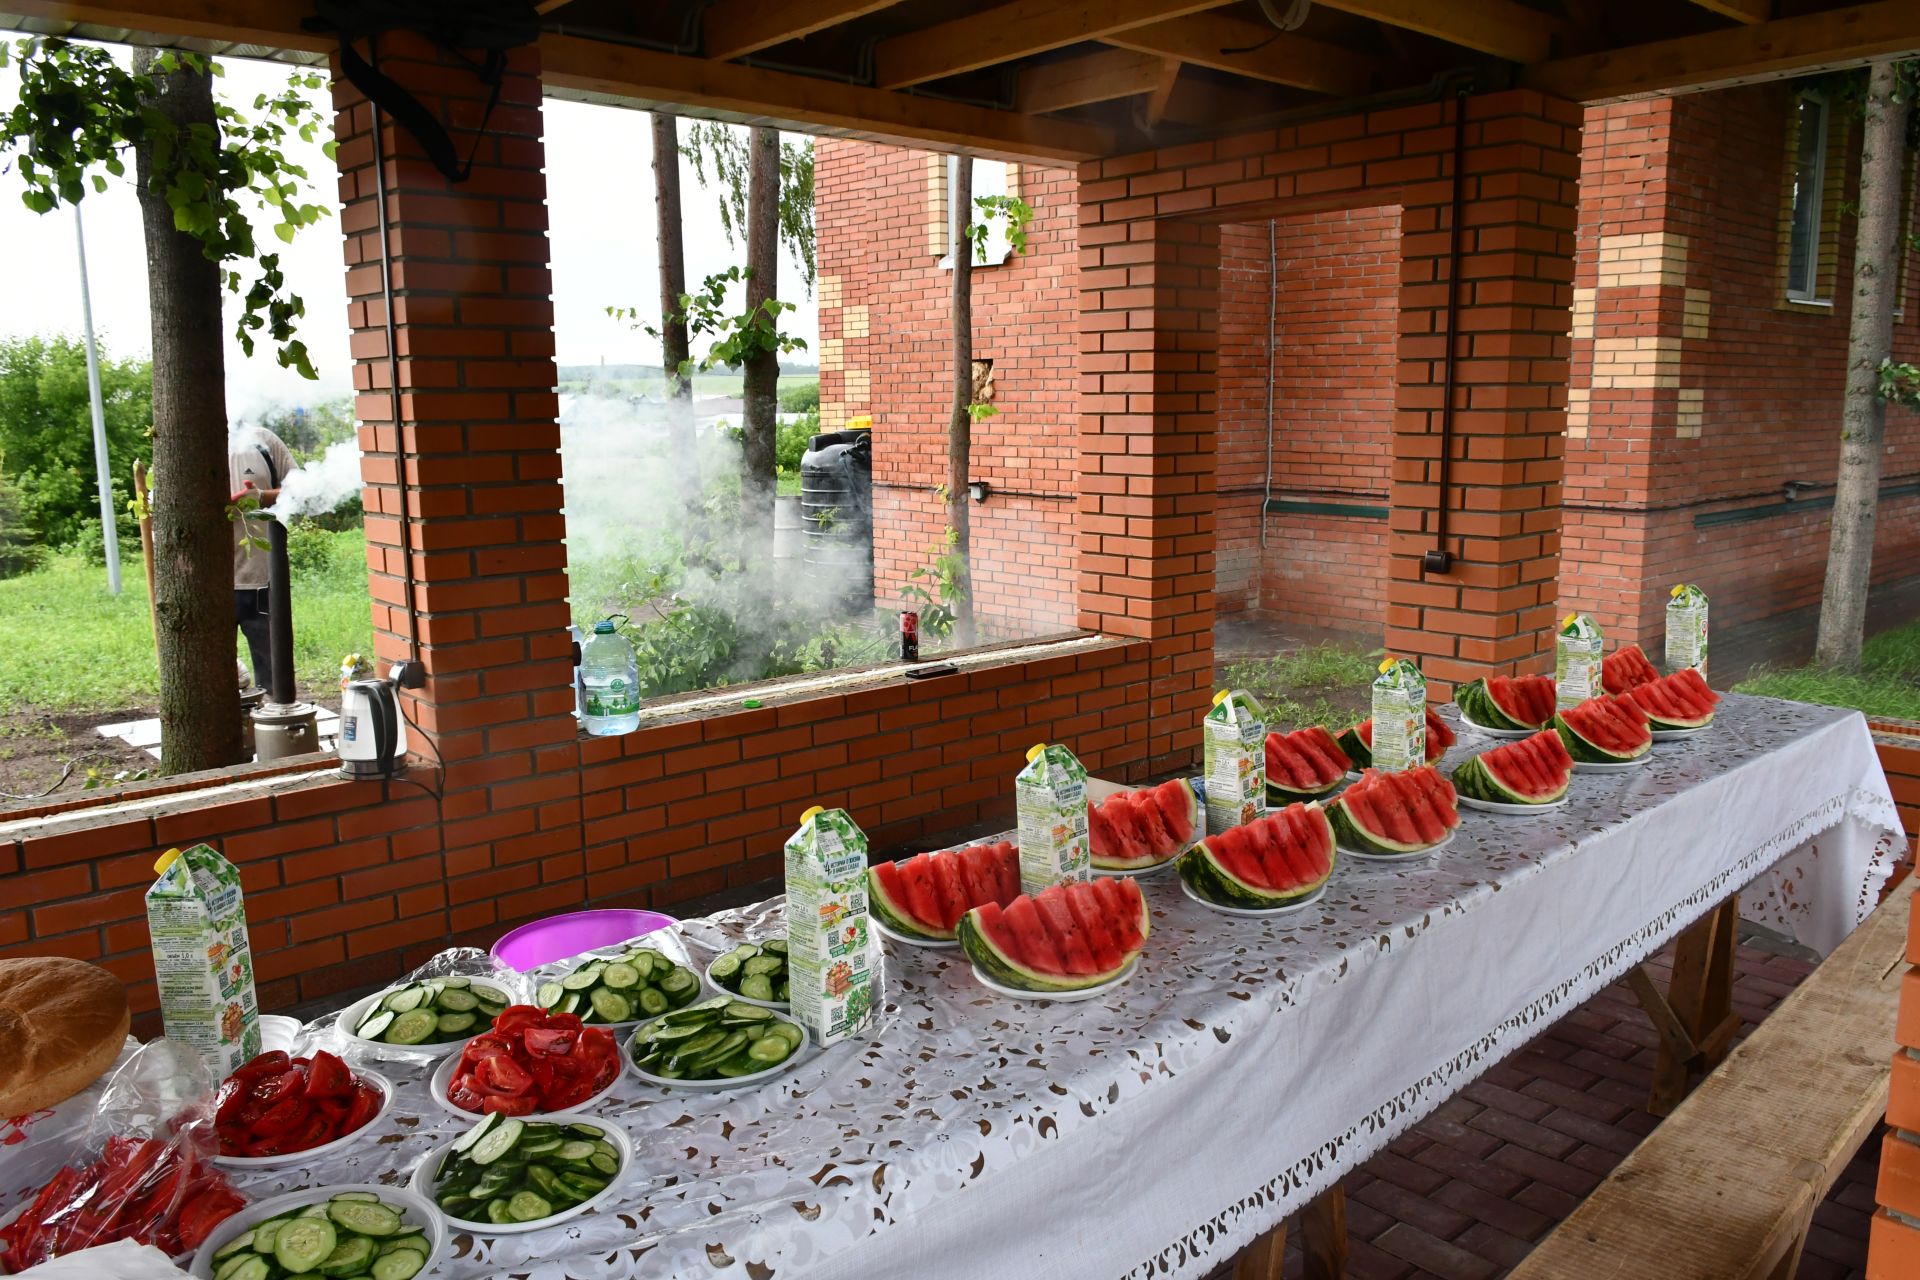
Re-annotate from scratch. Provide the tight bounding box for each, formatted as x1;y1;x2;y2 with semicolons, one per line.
0;53;819;419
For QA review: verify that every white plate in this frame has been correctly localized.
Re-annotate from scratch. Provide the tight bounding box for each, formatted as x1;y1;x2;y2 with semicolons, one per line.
1651;725;1710;741
408;1115;633;1236
1267;782;1345;803
212;1068;394;1170
1339;831;1457;862
336;980;515;1058
1092;853;1183;878
1454;710;1539;739
1457;794;1570;814
874;917;959;949
1179;878;1328;917
430;1044;623;1119
1573;755;1650;773
257;1013;304;1054
624;1009;813;1092
189;1183;448;1279
969;955;1139;1003
703;954;789;1010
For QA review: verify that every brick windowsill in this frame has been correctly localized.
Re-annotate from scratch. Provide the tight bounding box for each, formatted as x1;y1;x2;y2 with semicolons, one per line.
0;751;341;829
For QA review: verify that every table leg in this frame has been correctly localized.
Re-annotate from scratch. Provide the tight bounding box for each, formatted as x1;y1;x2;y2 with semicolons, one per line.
1630;893;1740;1116
1230;1219;1287;1280
1297;1184;1348;1280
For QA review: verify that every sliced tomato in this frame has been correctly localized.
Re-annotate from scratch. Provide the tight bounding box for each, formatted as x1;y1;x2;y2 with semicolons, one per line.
343;1081;382;1132
462;1033;514;1060
480;1092;538;1116
175;1189;242;1251
541;1011;583;1031
303;1049;354;1098
213;1079;248;1128
447;1075;488;1113
492;1005;544;1035
216;1123;249;1157
522;1027;576;1057
249;1067;304;1108
476;1053;533;1096
229;1051;290;1083
249;1096;312;1137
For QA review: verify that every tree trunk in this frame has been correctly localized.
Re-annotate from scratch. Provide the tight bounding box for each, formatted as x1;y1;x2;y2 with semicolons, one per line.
740;126;781;562
651;112;695;501
1814;60;1909;669
948;156;975;648
133;50;243;772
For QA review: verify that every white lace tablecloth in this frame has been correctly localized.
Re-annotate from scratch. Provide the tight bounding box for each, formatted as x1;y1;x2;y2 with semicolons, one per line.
54;696;1911;1279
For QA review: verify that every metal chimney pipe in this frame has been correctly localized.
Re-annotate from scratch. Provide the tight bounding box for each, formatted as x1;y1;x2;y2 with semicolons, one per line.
266;517;297;705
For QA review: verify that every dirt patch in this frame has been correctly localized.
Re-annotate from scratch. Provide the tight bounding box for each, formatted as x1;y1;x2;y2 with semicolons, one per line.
0;709;162;811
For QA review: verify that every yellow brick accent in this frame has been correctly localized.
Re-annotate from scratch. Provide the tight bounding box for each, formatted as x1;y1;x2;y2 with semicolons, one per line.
926;153;949;258
1588;333;1683;389
819;337;844;374
1566;386;1590;439
818;274;842;311
1675;388;1704;439
1570;287;1596;341
842;367;871;405
821;400;847;430
1595;231;1689;288
843;304;869;339
1682;288;1711;340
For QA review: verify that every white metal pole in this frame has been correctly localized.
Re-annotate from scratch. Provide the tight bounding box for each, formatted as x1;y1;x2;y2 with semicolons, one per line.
74;203;121;594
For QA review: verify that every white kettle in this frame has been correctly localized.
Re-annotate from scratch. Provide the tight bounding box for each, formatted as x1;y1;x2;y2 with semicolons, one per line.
338;676;401;779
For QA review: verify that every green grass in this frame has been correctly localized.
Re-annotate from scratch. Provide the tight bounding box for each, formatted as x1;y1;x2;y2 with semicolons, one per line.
1218;642;1378;732
1735;620;1920;722
0;532;375;714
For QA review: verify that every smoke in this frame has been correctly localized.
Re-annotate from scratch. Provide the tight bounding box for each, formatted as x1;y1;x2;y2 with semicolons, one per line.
266;438;363;519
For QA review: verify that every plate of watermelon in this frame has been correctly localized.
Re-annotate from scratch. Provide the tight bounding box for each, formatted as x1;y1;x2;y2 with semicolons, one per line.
1451;730;1574;813
870;838;1021;947
1339;708;1458;765
1087;777;1201;875
1454;673;1557;738
1264;726;1352;802
1329;766;1461;860
1556;693;1653;772
1623;667;1720;737
1180;879;1326;917
1178;800;1337;914
958;877;1149;1002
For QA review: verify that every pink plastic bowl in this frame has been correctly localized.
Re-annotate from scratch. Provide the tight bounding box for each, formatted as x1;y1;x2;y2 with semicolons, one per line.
491;909;677;971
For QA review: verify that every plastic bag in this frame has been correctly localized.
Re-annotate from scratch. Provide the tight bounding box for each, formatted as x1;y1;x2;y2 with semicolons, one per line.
0;1041;246;1272
305;946;532;1059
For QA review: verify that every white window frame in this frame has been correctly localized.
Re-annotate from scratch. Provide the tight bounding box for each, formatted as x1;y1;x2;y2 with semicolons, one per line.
1785;89;1830;304
940;156;1014;270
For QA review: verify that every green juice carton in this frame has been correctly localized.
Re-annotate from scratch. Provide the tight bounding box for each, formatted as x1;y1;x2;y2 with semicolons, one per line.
1015;743;1091;894
1368;657;1427;773
146;844;260;1077
1665;583;1709;678
1555;611;1605;709
783;806;876;1047
1202;689;1268;833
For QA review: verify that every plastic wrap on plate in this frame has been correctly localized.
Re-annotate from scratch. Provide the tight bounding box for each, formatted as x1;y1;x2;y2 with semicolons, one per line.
314;946;532;1059
0;1041;246;1271
523;923;702;1026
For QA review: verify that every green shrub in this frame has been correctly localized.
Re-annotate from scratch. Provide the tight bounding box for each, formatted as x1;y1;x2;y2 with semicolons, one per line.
776;406;821;473
0;334;152;549
778;381;819;414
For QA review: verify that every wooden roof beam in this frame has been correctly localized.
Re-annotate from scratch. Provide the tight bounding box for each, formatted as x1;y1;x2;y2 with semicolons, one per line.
872;0;1230;91
702;0;905;63
1689;0;1770;23
1105;13;1384;97
1314;0;1569;64
1529;0;1920;103
1017;48;1167;114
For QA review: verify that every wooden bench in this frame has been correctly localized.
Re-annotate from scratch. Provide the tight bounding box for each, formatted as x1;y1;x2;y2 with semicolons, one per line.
1507;873;1915;1280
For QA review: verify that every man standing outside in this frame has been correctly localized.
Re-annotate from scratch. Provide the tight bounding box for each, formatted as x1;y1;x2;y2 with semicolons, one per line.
229;423;295;692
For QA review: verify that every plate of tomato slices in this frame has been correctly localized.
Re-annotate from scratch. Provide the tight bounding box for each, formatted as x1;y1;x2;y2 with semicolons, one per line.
212;1049;392;1169
431;1004;622;1119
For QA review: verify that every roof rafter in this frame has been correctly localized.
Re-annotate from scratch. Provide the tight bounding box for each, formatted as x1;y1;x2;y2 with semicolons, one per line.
702;0;905;63
1314;0;1568;64
1688;0;1770;23
1105;13;1383;97
1017;48;1167;114
872;0;1230;91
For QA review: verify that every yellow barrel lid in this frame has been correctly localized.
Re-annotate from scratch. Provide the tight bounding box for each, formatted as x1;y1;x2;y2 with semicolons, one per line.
153;848;182;876
799;805;824;823
1026;743;1047;763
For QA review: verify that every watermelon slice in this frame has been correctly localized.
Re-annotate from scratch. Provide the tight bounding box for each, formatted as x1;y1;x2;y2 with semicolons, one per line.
1264;726;1352;800
1338;708;1454;767
1601;644;1661;696
1088;779;1201;871
1623;667;1719;730
1452;729;1573;804
1555;694;1653;762
1328;766;1458;854
869;840;1021;942
959;878;1149;992
1179;801;1337;909
1455;674;1556;731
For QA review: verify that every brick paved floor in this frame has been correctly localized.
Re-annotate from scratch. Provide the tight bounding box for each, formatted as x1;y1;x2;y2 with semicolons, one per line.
1212;937;1876;1280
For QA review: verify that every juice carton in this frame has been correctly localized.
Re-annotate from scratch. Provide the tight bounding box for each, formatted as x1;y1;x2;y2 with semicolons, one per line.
1202;689;1267;833
1015;743;1091;894
1665;584;1709;678
1368;657;1428;773
783;806;876;1048
1555;612;1605;709
146;844;260;1077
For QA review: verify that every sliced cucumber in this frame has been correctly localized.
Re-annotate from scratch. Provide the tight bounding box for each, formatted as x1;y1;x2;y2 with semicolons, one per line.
739;974;774;1003
561;965;602;991
330;1191;382;1204
436;987;479;1012
212;1229;257;1261
535;981;564;1008
371;1251;426;1280
327;1199;403;1237
507;1190;553;1222
383;1008;438;1045
253;1219;286;1254
589;989;632;1022
600;961;640;989
747;1035;794;1064
707;952;742;981
219;1258;269;1280
356;1010;394;1040
450;1109;500;1154
274;1216;338;1273
470;1115;525;1165
315;1233;374;1277
382;985;424;1014
638;987;668;1016
435;1010;476;1034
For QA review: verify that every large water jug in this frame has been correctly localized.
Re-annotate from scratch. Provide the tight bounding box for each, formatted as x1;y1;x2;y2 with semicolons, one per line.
580;618;640;736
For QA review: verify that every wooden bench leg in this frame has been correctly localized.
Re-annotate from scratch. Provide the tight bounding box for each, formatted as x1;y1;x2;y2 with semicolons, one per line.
1630;893;1741;1116
1227;1184;1348;1280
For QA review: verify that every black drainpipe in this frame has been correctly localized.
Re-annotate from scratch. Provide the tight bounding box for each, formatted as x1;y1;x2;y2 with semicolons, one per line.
1423;86;1471;577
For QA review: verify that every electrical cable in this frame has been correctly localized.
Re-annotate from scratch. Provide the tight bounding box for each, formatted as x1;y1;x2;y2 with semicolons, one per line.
369;35;420;668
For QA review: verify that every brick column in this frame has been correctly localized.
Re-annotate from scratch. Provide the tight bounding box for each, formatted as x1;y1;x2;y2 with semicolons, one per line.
333;37;584;936
1872;895;1920;1276
1387;93;1582;699
1076;213;1218;774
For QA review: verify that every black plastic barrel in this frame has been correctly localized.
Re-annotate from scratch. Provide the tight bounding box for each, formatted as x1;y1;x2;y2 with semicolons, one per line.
799;429;873;611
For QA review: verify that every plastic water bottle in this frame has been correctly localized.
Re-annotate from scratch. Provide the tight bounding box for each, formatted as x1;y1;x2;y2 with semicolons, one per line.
580;618;639;736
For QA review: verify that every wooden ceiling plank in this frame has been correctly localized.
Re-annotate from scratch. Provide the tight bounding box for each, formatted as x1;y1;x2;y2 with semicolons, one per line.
1529;0;1920;103
1689;0;1770;24
702;0;904;63
2;0;328;54
543;34;1114;163
1315;0;1567;64
1016;48;1165;114
1105;13;1383;97
872;0;1230;91
1144;57;1181;126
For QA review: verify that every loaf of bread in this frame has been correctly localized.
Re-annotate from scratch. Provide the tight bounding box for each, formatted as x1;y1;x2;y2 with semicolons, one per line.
0;956;131;1115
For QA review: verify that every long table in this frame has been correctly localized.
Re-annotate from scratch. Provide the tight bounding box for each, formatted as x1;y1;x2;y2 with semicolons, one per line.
191;696;1909;1278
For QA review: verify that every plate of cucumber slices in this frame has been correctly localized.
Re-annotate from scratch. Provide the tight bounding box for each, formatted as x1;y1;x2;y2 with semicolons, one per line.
625;998;811;1092
704;939;790;1008
410;1113;631;1235
191;1185;445;1280
337;977;514;1056
536;945;705;1026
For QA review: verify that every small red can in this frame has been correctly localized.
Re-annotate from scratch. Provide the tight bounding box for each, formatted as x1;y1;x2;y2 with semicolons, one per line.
899;610;920;662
